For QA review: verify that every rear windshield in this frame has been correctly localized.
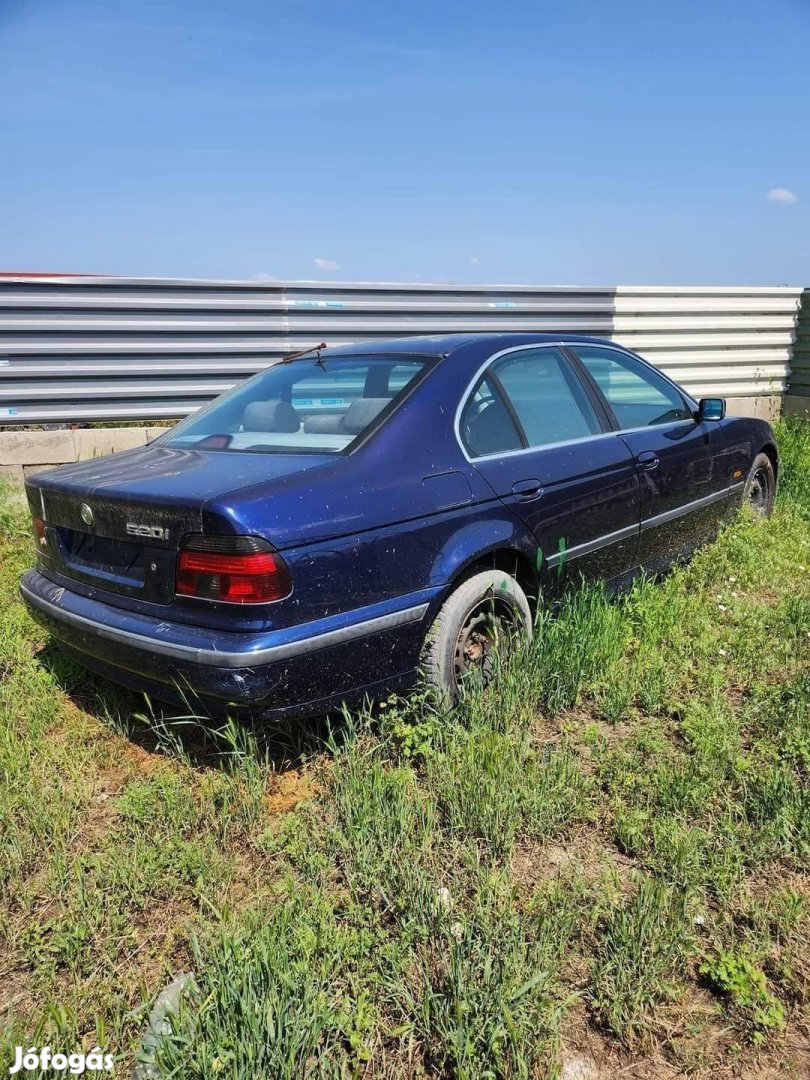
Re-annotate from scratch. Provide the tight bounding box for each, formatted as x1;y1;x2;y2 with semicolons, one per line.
162;354;430;454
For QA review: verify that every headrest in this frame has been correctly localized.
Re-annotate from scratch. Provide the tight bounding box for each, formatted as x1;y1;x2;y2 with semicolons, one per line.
242;399;300;433
466;400;516;457
340;397;389;435
303;414;345;435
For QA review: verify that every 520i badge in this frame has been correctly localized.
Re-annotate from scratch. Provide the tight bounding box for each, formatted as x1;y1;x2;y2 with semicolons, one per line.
125;523;170;540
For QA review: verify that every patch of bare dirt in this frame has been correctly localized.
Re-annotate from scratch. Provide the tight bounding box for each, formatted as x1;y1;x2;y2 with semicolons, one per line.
561;990;810;1080
121;740;164;774
511;833;636;895
0;963;33;1019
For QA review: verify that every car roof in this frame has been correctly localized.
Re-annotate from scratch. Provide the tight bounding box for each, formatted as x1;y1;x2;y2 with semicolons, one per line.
320;332;622;359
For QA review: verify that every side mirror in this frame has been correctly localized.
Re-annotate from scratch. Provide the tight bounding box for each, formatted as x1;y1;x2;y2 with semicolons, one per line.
698;398;725;422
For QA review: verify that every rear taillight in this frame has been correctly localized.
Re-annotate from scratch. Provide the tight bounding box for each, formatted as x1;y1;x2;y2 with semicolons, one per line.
33;516;47;550
176;536;291;604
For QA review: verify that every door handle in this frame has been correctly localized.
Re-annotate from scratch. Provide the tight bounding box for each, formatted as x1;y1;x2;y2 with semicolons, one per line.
511;478;543;498
635;452;660;472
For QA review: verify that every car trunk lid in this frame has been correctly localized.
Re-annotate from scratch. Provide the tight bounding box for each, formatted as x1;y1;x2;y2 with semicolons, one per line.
28;444;331;603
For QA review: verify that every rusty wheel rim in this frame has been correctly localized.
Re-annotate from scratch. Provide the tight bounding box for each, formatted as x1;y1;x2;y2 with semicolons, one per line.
453;595;519;690
747;467;770;516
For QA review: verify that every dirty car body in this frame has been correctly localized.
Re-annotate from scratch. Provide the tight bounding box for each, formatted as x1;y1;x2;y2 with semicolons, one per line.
20;334;779;719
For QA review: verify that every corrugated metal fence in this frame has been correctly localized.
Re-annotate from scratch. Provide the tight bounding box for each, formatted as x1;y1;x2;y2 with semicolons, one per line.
0;277;804;425
788;290;810;399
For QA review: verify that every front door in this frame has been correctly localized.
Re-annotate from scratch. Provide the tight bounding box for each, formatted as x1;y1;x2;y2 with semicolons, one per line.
458;344;641;590
568;344;732;569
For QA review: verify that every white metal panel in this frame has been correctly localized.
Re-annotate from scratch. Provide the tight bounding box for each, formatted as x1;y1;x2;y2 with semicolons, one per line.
0;276;802;424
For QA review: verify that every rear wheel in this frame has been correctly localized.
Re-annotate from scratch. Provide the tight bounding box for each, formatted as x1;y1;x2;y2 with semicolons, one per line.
743;452;775;518
422;570;533;705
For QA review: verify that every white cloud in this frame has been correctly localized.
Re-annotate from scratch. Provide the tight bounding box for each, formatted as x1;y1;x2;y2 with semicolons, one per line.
766;187;799;205
254;272;279;281
313;257;340;271
469;257;481;266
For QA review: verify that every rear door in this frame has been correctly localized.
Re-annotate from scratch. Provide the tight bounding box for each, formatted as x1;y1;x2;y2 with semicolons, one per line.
458;344;641;587
568;344;732;569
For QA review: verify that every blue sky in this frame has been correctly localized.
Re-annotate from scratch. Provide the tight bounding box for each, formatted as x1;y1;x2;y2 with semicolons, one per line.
1;0;808;284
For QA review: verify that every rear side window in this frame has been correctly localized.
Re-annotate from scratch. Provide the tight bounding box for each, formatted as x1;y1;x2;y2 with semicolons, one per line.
162;354;429;454
460;346;602;458
572;346;692;429
494;348;602;446
459;375;523;458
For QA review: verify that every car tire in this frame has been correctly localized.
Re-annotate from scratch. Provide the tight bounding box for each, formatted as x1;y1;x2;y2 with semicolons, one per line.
743;452;775;518
422;569;533;705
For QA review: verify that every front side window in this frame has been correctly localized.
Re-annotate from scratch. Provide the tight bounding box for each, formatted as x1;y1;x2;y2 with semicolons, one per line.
162;354;429;454
460;347;602;458
572;346;692;429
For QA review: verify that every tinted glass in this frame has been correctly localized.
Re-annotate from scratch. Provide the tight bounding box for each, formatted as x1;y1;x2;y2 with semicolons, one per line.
573;346;692;429
388;362;424;393
493;347;602;447
162;355;428;454
459;375;523;458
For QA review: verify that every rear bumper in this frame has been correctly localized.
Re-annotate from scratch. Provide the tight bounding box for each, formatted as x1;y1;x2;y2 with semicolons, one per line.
20;569;437;717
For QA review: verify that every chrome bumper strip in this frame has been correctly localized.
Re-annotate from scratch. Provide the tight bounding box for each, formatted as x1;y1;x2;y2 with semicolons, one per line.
20;577;428;668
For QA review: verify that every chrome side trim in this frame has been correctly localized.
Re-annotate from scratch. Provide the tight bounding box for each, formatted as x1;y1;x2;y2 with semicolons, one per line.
19;578;429;668
546;522;638;566
543;481;742;565
640;486;734;532
463;429;620;464
609;420;693;438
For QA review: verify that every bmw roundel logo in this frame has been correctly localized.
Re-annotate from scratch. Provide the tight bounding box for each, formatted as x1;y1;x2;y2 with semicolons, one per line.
80;503;94;527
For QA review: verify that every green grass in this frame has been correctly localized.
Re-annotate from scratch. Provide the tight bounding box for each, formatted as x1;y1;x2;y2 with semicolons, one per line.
1;416;808;1078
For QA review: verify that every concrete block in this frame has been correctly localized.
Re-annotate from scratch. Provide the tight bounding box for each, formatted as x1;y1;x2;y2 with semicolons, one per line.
0;430;76;466
145;426;171;443
74;427;147;460
0;464;25;486
23;464;60;478
725;395;781;422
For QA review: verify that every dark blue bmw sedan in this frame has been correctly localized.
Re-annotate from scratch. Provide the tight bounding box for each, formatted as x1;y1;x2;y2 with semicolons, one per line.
20;334;778;718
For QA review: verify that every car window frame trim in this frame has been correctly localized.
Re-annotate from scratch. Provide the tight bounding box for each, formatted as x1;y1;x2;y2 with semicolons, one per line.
455;342;614;463
454;340;701;463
